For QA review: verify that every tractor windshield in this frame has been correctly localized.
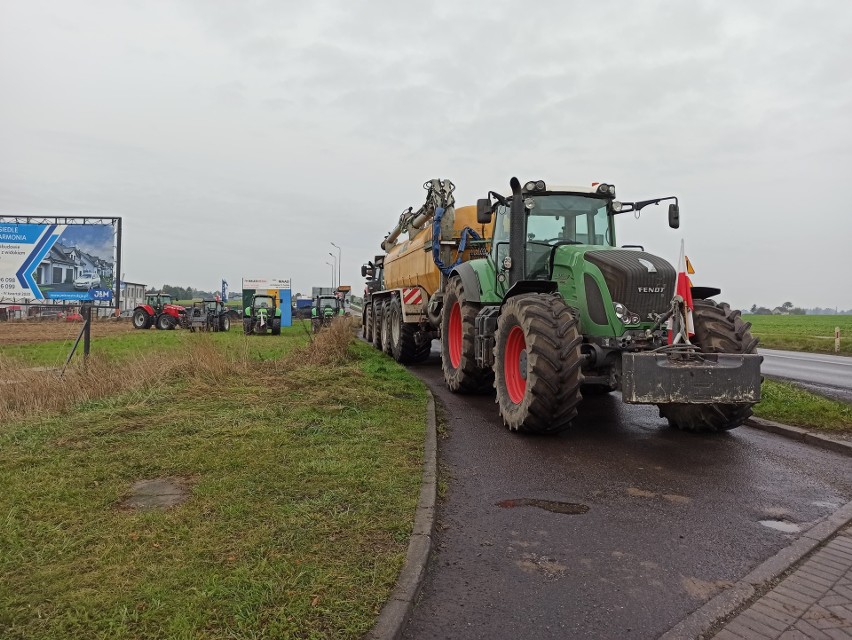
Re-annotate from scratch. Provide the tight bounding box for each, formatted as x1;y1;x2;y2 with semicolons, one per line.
491;194;615;280
526;194;614;247
253;297;273;309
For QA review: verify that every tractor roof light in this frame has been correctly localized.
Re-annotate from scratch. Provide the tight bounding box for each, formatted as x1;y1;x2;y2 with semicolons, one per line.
523;179;546;192
597;183;615;195
612;200;623;212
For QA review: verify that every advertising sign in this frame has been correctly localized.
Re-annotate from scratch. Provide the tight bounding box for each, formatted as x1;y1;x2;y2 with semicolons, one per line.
241;277;292;328
0;220;118;301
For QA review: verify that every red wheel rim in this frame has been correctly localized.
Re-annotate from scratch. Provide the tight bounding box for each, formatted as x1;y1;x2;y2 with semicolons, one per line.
504;326;527;404
448;302;462;368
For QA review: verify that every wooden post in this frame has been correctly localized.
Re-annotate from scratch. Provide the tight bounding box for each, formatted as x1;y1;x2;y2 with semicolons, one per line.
836;326;841;353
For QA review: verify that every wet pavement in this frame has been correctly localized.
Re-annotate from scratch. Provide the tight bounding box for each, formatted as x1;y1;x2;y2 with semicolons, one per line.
402;349;852;640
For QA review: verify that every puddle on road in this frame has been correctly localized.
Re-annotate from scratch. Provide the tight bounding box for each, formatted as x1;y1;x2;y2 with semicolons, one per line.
759;519;801;533
497;498;589;515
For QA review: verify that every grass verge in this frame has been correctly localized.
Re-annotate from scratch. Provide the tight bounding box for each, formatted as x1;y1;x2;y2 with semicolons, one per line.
754;379;852;434
745;315;852;355
0;320;427;639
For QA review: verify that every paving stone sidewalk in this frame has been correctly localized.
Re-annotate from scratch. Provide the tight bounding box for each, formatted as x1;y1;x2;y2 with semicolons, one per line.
714;525;852;639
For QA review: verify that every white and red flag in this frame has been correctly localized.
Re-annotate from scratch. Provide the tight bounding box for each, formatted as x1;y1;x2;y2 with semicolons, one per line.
668;239;695;344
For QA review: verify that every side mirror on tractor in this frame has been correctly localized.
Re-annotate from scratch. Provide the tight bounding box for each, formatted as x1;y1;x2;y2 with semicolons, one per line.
477;198;493;224
668;203;680;229
361;264;368;278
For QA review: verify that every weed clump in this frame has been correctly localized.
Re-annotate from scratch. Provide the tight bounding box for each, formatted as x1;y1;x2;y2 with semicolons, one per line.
289;317;356;367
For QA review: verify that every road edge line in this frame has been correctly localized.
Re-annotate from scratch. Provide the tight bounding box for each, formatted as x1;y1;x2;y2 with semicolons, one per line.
366;390;437;640
660;499;852;639
746;417;852;457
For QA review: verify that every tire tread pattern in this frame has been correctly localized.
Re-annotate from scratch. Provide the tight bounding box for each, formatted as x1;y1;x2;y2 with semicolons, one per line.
494;294;583;434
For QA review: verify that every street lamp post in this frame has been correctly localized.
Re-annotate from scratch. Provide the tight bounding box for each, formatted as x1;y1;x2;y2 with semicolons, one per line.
330;242;342;290
328;252;338;289
325;261;335;289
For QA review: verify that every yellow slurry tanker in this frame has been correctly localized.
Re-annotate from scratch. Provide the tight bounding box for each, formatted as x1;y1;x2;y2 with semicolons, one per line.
361;179;492;363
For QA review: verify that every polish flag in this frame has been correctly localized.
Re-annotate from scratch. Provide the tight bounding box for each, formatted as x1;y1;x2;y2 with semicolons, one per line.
668;239;695;344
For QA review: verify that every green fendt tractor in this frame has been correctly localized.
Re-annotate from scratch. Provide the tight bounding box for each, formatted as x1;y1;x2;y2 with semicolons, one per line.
440;177;761;434
243;294;282;335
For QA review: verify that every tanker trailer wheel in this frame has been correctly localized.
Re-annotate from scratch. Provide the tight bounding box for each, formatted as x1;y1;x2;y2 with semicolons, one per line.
132;309;151;330
362;305;371;341
381;300;394;356
388;296;422;364
658;299;760;433
494;294;583;434
440;276;494;393
372;301;384;350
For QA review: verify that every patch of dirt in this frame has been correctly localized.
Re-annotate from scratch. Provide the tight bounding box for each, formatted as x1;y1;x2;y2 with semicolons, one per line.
516;553;567;580
663;494;692;505
626;487;657;498
681;576;734;600
0;320;136;345
117;476;194;511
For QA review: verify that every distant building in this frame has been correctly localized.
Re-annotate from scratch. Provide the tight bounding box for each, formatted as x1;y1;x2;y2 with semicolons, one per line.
121;282;146;313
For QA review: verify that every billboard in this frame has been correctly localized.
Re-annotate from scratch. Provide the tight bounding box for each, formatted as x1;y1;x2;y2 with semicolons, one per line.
242;277;292;327
0;219;119;302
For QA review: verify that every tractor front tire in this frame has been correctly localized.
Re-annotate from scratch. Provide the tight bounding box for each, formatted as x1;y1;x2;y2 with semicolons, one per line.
658;300;760;433
132;309;151;330
441;276;493;393
243;318;253;335
271;318;281;335
494;294;583;434
156;313;175;330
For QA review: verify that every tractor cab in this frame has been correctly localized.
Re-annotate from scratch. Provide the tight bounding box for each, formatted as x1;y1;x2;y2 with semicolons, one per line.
146;293;173;311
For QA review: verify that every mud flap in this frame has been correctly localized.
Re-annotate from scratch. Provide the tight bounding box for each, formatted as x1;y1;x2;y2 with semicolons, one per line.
621;353;761;404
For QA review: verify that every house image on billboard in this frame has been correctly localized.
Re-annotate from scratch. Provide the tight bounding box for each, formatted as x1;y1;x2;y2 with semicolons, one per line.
33;243;113;287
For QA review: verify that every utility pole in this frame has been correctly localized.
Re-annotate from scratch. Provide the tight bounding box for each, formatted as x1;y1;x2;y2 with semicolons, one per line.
328;252;338;288
331;242;342;290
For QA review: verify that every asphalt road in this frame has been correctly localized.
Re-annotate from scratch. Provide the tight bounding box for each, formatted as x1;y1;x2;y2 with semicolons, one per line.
760;347;852;402
401;347;852;640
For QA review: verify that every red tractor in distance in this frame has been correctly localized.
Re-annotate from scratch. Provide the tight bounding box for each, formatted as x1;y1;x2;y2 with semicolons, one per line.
132;292;186;330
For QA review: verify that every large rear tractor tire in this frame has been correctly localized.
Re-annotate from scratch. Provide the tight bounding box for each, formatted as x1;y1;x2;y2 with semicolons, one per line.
387;296;425;364
494;294;583;434
441;276;493;393
132;309;151;330
658;299;760;433
220;316;230;332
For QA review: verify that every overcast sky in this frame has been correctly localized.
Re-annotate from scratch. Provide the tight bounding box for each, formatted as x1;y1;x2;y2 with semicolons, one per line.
2;1;851;309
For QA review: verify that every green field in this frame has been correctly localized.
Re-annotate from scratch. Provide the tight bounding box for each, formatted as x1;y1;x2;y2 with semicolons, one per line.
0;324;427;639
744;314;852;355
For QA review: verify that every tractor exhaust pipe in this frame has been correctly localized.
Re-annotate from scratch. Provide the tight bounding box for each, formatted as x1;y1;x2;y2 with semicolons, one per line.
508;177;525;288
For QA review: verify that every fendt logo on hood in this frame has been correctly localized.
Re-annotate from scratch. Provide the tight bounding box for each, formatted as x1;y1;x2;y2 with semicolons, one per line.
638;286;665;293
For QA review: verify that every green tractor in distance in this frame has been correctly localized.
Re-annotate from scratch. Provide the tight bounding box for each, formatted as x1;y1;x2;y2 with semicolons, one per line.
440;177;761;434
311;294;344;333
243;293;282;335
